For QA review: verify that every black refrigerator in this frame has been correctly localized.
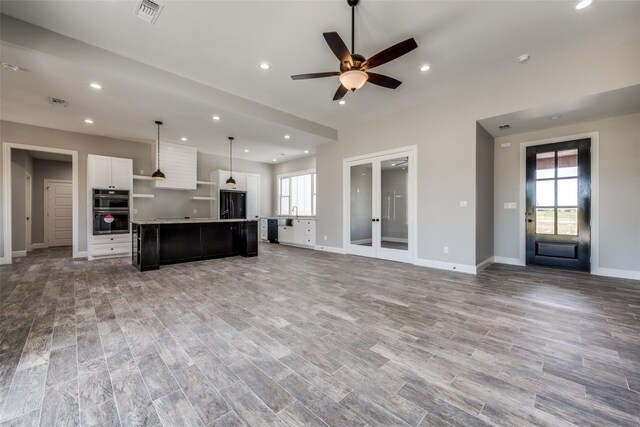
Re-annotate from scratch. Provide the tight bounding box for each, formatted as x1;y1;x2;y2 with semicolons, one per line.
219;190;246;219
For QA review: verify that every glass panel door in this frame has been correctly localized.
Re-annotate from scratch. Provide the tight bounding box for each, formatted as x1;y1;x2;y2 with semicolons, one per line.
377;156;410;262
345;150;414;263
348;162;375;257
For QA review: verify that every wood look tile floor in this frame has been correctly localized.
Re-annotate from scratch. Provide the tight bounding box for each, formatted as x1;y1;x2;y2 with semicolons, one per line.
0;245;639;427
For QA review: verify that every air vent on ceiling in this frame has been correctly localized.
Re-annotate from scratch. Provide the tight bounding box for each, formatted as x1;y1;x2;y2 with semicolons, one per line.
135;0;163;24
497;123;511;129
48;97;68;107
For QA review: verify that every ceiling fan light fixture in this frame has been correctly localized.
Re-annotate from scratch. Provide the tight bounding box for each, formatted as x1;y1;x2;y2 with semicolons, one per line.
339;70;368;91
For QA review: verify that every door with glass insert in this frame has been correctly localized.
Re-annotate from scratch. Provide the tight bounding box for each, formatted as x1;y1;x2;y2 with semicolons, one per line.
346;151;414;263
525;139;591;270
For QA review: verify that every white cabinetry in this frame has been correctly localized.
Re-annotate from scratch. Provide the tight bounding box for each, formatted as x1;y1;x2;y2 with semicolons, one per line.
88;155;132;190
87;154;133;260
153;142;197;190
246;173;260;219
260;219;268;241
279;219;315;247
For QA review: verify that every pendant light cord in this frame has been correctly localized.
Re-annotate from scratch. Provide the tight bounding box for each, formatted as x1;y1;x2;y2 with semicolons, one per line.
157;122;160;169
229;137;233;177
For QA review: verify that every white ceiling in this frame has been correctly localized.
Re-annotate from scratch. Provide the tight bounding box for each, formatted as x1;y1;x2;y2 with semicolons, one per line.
1;1;640;162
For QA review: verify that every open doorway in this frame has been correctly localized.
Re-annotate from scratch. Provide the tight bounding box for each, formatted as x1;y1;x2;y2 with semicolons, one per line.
2;143;78;263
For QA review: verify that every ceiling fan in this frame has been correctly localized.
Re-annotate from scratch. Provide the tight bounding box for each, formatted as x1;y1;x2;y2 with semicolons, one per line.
291;0;418;101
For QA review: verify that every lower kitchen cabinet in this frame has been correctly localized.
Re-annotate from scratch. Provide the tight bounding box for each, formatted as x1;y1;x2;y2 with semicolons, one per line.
131;220;258;271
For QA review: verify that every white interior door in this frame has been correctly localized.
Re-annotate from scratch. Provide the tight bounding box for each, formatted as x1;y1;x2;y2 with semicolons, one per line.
345;149;415;263
25;172;32;251
46;180;73;247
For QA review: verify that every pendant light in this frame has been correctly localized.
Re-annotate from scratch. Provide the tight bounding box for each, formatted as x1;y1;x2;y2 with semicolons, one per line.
151;120;166;180
226;137;236;185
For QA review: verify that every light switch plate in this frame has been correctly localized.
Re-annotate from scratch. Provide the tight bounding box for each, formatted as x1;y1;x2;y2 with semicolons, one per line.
459;201;468;208
500;142;512;148
504;202;517;209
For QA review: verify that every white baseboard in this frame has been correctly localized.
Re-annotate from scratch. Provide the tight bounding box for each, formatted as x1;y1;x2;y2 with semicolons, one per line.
414;258;476;275
74;251;88;259
0;257;11;265
12;250;27;258
31;243;46;250
594;267;640;281
493;256;524;266
314;245;347;255
476;257;494;272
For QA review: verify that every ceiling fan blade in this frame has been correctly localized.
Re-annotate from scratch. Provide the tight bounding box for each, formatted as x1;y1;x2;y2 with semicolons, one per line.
333;84;348;101
291;72;341;80
323;32;353;67
362;38;418;70
366;72;402;89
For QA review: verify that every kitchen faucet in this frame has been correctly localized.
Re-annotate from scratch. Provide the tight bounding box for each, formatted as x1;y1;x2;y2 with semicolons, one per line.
291;206;298;220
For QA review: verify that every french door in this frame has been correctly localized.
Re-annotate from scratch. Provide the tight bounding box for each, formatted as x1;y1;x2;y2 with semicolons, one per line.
525;139;591;270
345;149;415;263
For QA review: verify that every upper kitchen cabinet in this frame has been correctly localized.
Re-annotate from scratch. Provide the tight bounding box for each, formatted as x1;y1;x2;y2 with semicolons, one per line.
153;142;197;190
88;154;133;190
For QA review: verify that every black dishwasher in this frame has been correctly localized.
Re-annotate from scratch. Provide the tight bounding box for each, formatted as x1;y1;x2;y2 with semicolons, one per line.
267;219;279;243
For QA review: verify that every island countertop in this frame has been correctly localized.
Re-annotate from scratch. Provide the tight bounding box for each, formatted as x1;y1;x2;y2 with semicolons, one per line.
131;218;258;225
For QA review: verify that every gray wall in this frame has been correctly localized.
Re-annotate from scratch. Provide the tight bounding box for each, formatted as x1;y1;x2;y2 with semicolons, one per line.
494;113;640;272
475;123;494;264
317;34;640;267
32;159;73;245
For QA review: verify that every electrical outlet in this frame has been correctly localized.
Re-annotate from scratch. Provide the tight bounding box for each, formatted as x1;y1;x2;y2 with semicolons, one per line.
443;246;449;254
323;235;327;241
193;209;198;214
133;208;138;215
139;169;144;175
459;201;468;208
504;202;517;209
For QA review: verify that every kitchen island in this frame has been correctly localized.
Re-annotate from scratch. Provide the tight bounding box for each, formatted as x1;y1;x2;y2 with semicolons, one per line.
131;218;258;271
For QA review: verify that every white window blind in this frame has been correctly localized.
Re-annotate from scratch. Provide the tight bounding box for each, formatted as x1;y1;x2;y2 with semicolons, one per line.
278;172;316;216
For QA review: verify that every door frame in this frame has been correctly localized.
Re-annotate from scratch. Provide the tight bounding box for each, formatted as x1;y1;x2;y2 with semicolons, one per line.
518;132;599;273
44;179;73;248
343;145;417;264
1;142;80;264
25;171;32;252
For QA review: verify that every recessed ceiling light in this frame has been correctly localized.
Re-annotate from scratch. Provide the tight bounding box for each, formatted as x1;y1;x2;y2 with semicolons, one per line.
181;137;188;141
550;115;562;120
1;63;21;72
279;153;286;156
420;64;431;72
391;163;396;166
304;150;309;154
575;0;593;10
84;118;94;124
284;135;291;139
338;100;346;105
212;115;221;121
260;63;271;70
89;82;102;89
244;149;250;153
517;54;530;64
272;159;277;162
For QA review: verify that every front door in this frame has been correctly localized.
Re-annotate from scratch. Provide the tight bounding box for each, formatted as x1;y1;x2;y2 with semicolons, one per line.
525;139;591;271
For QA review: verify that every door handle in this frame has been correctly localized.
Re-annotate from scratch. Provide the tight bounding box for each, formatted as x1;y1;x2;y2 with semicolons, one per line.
527;219;534;223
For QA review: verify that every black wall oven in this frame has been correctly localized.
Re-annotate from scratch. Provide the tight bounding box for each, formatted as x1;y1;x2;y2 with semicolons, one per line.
93;189;130;235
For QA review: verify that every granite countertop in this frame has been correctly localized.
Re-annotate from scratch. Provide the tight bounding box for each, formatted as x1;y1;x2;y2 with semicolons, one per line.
131;218;258;225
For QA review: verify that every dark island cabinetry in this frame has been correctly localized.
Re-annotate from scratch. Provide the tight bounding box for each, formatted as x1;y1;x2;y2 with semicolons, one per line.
132;220;258;271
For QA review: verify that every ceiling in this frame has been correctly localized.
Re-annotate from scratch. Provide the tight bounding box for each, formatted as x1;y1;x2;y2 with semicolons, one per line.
1;1;640;162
